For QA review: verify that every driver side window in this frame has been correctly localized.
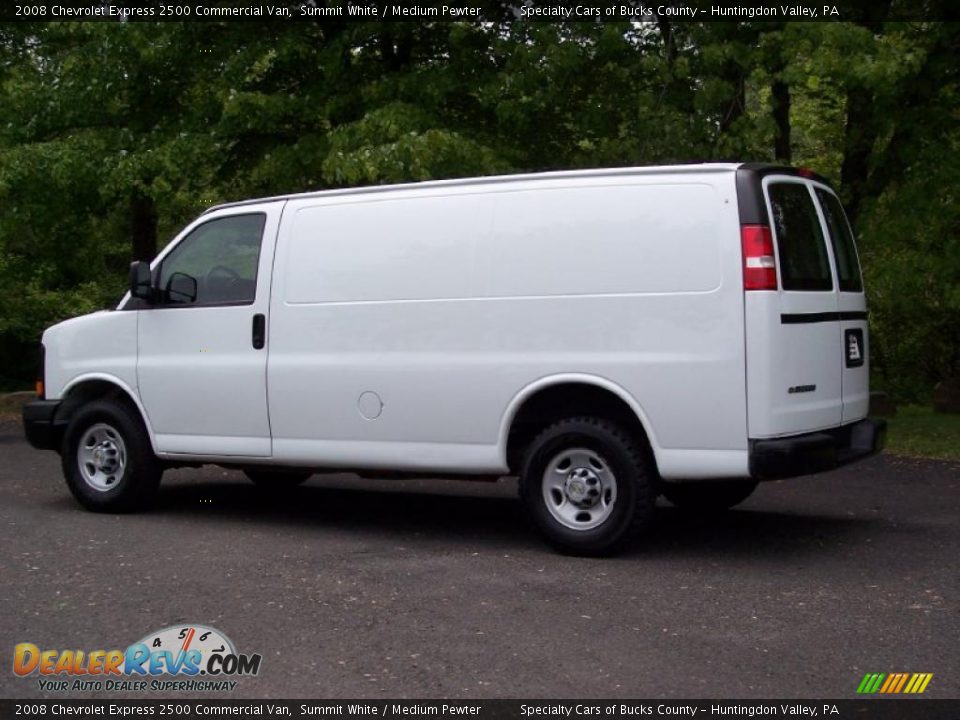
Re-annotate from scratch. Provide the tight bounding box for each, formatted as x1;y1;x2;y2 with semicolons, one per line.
158;214;266;307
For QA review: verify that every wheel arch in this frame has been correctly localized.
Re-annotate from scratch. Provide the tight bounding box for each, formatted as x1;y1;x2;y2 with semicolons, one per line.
499;374;661;474
56;374;158;454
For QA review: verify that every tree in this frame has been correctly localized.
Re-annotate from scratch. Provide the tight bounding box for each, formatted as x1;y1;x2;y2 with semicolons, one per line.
0;18;955;400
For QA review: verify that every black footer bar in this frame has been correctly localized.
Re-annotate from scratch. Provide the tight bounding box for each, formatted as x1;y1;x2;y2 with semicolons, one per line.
1;699;957;720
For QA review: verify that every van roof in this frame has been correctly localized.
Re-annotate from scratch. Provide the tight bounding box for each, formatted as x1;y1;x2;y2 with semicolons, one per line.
202;162;751;215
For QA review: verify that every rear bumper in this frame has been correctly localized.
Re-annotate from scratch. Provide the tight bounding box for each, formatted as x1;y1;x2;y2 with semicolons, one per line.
749;418;886;480
22;400;63;451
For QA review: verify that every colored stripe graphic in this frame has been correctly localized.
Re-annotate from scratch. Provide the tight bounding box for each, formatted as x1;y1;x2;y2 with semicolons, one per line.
857;672;932;694
881;673;902;693
857;673;884;694
893;673;909;693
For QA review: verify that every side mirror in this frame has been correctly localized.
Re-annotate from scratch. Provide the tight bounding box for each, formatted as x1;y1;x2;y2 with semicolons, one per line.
165;272;198;304
129;261;154;302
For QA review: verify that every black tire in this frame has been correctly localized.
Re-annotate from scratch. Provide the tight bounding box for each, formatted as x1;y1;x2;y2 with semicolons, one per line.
61;399;162;513
244;469;312;488
661;480;759;512
519;417;656;556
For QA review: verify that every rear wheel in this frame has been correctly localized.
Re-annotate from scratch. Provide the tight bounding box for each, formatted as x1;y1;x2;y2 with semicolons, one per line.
661;480;758;512
62;400;162;512
244;469;312;488
520;417;655;556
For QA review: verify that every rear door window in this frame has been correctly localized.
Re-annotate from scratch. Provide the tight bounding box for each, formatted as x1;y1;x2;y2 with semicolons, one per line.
815;189;863;292
767;183;833;291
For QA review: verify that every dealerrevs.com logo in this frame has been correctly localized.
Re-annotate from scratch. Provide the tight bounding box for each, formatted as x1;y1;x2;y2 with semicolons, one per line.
13;624;262;693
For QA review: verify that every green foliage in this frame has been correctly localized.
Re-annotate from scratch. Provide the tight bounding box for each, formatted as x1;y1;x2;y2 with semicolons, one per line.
861;137;960;401
0;19;955;402
322;103;509;185
880;406;960;461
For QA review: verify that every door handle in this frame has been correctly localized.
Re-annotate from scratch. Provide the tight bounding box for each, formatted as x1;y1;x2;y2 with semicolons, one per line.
252;314;265;350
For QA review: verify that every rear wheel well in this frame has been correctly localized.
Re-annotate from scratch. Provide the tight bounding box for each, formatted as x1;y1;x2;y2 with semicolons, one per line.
505;383;654;474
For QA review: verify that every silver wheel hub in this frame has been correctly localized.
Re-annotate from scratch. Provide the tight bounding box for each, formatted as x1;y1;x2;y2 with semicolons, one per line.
77;423;127;492
542;448;617;531
564;467;601;506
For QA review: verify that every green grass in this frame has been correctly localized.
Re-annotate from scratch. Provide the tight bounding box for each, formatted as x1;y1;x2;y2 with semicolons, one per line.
880;405;960;461
0;390;34;418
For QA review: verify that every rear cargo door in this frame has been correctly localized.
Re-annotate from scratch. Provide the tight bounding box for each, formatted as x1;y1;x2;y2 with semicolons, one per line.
745;176;841;437
813;187;869;423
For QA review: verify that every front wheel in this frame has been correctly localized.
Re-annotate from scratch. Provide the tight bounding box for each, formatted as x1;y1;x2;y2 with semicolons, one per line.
661;480;758;512
62;400;162;512
520;417;656;556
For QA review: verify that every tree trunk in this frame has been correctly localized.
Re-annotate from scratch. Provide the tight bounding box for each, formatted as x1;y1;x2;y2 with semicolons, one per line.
655;16;676;66
130;190;158;262
771;78;791;163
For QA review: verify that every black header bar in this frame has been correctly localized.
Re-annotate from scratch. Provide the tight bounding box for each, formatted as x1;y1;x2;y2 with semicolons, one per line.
2;0;956;22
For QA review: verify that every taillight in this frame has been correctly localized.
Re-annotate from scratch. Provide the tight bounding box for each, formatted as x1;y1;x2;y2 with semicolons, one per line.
36;344;45;399
741;225;778;291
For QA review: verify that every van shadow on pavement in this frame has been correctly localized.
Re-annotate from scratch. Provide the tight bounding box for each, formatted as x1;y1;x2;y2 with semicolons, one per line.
99;471;888;559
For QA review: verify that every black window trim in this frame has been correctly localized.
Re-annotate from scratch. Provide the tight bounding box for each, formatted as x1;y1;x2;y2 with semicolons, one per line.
812;186;864;294
150;211;267;311
762;176;836;293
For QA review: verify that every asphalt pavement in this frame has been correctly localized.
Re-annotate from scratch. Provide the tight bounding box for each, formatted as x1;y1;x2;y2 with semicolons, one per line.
0;418;957;699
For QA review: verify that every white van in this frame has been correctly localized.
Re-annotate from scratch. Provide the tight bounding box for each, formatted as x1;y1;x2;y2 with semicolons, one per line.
23;163;884;554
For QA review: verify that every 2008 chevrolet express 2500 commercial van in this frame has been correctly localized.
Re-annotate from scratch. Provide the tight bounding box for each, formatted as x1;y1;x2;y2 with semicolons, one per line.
23;163;885;554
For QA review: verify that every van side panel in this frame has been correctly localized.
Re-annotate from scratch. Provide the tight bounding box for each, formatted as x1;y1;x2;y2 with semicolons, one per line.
266;173;748;477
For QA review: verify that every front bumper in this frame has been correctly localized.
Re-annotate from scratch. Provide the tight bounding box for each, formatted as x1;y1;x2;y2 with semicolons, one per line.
22;400;63;451
749;418;886;480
